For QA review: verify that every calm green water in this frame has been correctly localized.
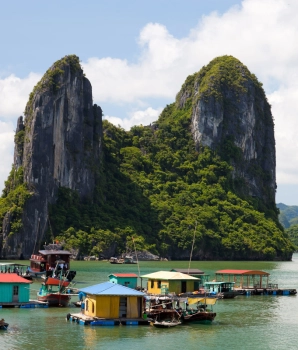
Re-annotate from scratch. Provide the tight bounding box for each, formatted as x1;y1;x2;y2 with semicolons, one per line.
1;255;298;350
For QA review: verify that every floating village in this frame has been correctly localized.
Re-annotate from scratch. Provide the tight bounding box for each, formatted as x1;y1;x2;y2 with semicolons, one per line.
0;244;297;330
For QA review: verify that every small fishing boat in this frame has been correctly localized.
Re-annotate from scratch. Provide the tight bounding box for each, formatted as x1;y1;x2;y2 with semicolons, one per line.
37;277;71;307
123;256;137;264
30;244;76;281
179;297;217;324
109;257;124;264
151;319;181;328
0;319;9;330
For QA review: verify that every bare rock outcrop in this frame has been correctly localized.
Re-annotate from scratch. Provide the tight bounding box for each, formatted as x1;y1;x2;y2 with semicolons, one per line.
1;55;102;258
177;56;276;207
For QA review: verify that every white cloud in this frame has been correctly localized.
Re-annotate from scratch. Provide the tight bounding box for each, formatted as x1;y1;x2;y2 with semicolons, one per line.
0;121;15;190
104;107;162;131
0;73;41;119
1;0;298;198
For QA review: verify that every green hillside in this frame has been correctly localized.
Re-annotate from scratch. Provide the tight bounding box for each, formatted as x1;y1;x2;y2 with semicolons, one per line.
1;55;294;260
50;57;294;260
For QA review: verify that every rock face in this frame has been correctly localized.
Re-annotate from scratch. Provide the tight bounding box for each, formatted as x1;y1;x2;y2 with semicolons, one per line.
178;56;276;207
1;55;102;258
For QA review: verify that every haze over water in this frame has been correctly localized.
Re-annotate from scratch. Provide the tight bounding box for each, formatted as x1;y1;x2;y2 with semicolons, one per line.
1;255;298;350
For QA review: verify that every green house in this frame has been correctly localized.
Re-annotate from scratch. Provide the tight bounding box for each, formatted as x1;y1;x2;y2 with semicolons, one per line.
108;273;139;289
0;273;32;304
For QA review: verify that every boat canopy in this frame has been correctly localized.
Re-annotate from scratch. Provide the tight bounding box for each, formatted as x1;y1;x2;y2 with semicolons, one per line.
39;250;72;256
187;297;217;305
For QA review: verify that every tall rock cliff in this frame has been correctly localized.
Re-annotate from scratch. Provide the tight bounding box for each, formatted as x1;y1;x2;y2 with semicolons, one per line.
0;55;102;258
178;56;276;208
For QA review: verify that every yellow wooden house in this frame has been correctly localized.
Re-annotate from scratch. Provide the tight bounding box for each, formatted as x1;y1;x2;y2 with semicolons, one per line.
141;271;199;294
79;281;146;320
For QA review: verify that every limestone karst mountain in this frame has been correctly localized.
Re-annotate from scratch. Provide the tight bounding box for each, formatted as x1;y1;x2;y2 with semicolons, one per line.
0;55;294;260
0;55;102;258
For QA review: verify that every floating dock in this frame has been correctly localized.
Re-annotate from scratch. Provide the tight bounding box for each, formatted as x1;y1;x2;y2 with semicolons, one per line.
0;300;49;308
238;287;297;296
67;312;149;326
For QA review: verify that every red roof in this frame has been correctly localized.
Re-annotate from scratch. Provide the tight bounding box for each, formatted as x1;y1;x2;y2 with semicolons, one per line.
0;273;32;284
45;277;70;287
216;269;270;276
110;273;138;278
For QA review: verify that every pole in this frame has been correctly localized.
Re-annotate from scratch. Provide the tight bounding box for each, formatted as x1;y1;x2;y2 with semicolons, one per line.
188;221;197;274
132;237;141;280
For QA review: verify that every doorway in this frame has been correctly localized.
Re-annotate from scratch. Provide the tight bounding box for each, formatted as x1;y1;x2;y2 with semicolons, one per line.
181;281;187;293
119;297;127;318
13;285;19;302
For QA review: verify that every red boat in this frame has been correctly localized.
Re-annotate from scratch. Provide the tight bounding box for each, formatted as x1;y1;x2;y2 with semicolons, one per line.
37;277;71;307
29;244;76;281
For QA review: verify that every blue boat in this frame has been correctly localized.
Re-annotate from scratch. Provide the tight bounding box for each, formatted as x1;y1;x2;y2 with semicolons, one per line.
0;319;9;330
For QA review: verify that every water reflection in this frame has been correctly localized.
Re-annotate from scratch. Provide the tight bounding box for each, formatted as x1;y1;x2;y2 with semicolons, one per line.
0;256;297;350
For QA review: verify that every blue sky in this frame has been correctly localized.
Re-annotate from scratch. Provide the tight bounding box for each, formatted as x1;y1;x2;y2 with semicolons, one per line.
1;0;298;204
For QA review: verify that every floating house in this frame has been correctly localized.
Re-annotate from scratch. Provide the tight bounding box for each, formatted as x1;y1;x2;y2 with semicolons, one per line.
0;273;32;306
108;273;138;289
214;269;297;296
171;268;209;287
140;271;199;294
67;281;148;326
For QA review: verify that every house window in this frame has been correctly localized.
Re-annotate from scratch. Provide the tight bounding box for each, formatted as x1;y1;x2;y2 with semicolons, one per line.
157;281;161;288
86;300;89;311
151;280;154;288
92;303;95;313
13;286;19;295
124;281;130;286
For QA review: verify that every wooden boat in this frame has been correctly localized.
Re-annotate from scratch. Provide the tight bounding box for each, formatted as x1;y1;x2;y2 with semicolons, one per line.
37;277;71;307
123;256;137;264
0;319;9;330
30;243;76;281
152;319;181;328
109;257;124;264
181;310;216;323
179;297;217;323
204;281;238;299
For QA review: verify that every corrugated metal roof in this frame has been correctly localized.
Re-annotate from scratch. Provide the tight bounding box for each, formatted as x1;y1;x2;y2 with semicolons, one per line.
216;269;270;276
0;273;32;284
140;271;199;280
79;281;146;296
39;250;71;255
108;273;138;278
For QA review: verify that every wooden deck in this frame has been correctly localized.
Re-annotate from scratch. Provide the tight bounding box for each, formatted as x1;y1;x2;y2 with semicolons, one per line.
67;312;149;326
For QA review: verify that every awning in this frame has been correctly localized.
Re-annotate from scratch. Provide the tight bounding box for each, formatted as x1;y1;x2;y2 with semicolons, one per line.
187;298;217;305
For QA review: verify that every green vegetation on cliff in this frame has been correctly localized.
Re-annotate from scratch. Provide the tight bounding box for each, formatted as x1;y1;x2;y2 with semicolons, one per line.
24;55;82;123
0;167;31;237
1;55;294;260
51;56;293;259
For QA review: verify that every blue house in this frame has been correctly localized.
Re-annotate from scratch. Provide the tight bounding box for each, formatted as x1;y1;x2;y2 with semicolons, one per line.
108;273;138;289
67;281;147;326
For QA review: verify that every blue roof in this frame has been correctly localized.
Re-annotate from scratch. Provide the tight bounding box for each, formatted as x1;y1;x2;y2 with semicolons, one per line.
79;281;145;296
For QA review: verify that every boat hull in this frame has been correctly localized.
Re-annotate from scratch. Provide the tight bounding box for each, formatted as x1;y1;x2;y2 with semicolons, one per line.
0;321;8;330
38;293;70;307
152;320;181;328
181;311;216;324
